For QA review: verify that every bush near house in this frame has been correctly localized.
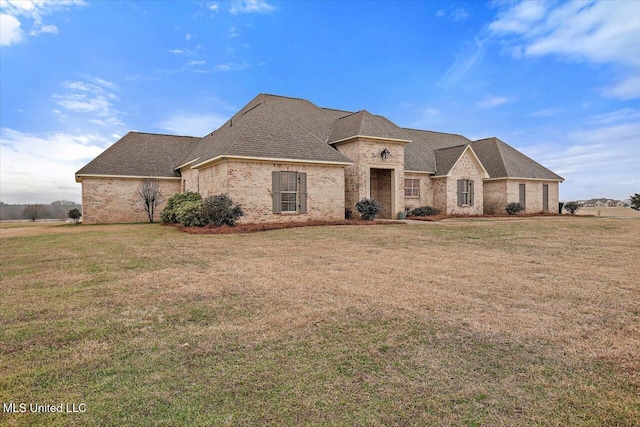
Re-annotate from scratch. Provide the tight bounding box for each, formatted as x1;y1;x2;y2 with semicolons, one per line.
564;201;581;215
201;194;244;226
175;200;206;227
355;198;382;220
408;206;440;217
162;192;244;227
506;202;523;215
160;191;202;223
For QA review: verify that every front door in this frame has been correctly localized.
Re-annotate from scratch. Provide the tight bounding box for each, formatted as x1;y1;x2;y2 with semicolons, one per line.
370;168;392;219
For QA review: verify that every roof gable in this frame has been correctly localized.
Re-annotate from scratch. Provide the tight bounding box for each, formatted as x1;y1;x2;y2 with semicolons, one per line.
472;137;563;181
328;110;411;144
434;144;489;178
190;99;352;167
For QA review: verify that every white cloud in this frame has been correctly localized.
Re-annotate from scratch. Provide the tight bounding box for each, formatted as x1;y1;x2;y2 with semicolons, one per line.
212;62;249;72
157;113;228;137
0;128;109;203
517;109;640;201
0;13;23;45
229;26;238;38
450;7;469;21
186;60;206;67
436;9;445;18
0;0;84;45
53;77;124;127
229;0;275;14
489;0;640;99
477;95;512;108
208;3;218;12
29;23;57;36
438;37;485;89
185;33;192;40
168;48;184;54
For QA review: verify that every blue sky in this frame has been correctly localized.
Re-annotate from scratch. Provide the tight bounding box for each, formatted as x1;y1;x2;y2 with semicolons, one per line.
1;0;639;204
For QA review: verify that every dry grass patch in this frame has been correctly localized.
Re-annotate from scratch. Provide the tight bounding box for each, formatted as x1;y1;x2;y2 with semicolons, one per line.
1;218;638;426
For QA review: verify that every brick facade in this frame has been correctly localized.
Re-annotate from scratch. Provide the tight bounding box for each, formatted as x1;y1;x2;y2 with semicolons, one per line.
187;160;346;223
335;138;406;218
81;177;180;224
403;173;434;211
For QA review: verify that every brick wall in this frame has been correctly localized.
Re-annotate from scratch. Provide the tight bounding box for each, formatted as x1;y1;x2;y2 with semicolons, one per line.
194;160;346;223
506;180;560;213
483;180;508;214
335;138;405;217
81;177;180;224
444;149;484;215
403;173;434;210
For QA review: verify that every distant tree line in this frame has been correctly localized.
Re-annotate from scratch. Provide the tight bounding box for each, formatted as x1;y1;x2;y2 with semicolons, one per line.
0;201;81;221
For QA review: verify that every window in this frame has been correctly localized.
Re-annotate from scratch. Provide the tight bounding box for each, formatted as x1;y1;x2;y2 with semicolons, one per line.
280;172;298;212
272;171;307;214
457;179;474;206
543;184;549;212
519;184;526;211
404;179;420;198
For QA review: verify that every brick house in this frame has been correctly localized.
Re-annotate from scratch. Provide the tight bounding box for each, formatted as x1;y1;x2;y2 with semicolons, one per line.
76;94;563;224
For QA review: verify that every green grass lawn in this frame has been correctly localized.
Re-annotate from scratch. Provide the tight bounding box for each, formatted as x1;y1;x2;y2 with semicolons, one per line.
1;218;639;426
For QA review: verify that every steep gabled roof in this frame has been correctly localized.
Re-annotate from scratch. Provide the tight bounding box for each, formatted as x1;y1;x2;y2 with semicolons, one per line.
183;95;352;167
471;137;563;181
327;110;411;143
434;145;467;176
401;128;471;172
76;132;199;178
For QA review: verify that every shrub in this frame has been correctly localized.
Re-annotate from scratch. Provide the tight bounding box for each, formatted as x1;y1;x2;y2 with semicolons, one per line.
564;201;580;214
201;194;244;226
506;202;523;215
160;191;202;223
68;208;81;224
355;198;382;220
175;200;206;227
409;206;439;217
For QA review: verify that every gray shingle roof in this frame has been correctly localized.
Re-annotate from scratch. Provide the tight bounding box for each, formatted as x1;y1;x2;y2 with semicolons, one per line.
182;95;352;166
401;128;471;172
434;145;468;176
471;137;563;180
76;132;199;177
328;110;410;143
76;94;562;182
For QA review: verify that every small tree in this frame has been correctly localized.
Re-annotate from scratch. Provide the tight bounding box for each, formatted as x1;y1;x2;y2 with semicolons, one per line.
138;178;162;223
564;201;580;214
505;202;523;216
68;208;82;224
355;198;382;220
23;204;46;222
630;193;640;211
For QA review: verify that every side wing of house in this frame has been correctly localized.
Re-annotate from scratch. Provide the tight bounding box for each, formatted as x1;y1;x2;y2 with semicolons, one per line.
75;132;199;224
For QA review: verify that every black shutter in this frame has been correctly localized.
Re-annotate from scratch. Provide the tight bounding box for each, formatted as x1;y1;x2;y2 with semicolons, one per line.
272;172;281;214
519;184;526;211
470;180;474;206
457;179;463;206
299;172;307;214
543;184;549;212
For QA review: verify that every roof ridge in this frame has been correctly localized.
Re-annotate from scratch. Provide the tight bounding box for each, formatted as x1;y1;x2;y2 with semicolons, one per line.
130;131;200;139
260;93;309;102
402;127;470;139
490;138;510;176
434;143;468;151
77;132;135;174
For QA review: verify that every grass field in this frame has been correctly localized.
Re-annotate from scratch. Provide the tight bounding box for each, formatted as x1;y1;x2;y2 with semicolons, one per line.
576;207;640;218
1;218;639;426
